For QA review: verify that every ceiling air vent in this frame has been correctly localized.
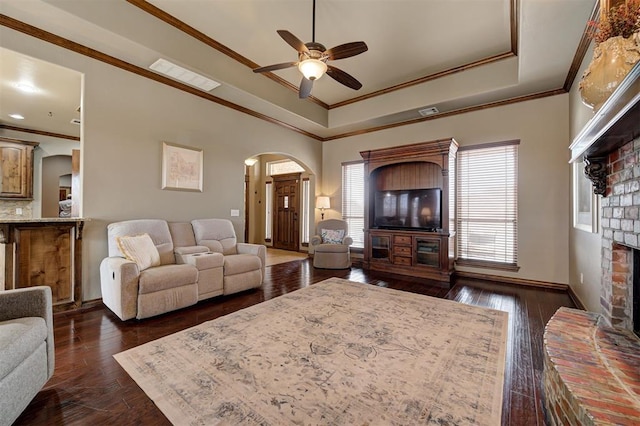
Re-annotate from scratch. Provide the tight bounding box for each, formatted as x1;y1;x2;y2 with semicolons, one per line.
418;106;439;117
70;118;81;125
149;58;220;92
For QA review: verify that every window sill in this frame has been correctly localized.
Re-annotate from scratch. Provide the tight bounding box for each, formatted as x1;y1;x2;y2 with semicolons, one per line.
455;258;520;272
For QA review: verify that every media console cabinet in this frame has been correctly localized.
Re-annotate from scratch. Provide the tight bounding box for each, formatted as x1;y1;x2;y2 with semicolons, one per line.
360;139;458;283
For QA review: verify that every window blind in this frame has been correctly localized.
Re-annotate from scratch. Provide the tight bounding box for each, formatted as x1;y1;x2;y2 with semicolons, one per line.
456;142;518;266
342;162;365;248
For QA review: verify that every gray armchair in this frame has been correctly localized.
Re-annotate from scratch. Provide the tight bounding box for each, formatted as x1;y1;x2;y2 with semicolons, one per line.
311;219;353;269
0;286;54;426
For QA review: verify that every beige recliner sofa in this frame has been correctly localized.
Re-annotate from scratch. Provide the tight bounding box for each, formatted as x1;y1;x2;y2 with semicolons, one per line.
100;218;265;321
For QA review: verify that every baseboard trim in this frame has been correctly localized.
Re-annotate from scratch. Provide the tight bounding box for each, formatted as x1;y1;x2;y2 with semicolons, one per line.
566;286;587;310
454;270;569;291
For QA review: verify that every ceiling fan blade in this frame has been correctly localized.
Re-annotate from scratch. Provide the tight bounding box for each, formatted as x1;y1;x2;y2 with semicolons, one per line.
326;65;363;90
277;30;310;54
325;42;368;60
253;62;298;73
299;77;314;99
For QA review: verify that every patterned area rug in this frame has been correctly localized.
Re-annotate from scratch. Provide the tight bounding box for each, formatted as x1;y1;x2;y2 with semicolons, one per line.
114;278;508;425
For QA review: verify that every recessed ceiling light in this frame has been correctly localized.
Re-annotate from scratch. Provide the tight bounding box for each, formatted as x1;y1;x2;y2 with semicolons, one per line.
15;83;37;94
8;113;25;120
150;58;220;92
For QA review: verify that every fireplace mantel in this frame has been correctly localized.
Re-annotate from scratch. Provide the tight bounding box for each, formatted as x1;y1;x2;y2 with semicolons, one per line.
570;62;640;193
570;62;640;162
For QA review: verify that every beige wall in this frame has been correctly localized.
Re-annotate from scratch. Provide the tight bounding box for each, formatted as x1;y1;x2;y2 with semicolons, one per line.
323;95;571;285
568;45;603;313
2;28;322;301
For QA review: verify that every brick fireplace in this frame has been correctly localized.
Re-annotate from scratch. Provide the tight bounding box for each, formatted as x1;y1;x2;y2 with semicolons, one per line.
543;137;640;425
544;59;640;423
600;135;640;332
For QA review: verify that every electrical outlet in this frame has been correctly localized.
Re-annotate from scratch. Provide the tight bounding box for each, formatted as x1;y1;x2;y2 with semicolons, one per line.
230;209;240;217
15;208;22;215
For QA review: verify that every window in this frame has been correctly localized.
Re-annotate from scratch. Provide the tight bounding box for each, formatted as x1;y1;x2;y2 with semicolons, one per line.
265;181;272;241
342;161;365;248
456;141;519;269
267;159;304;176
301;178;310;244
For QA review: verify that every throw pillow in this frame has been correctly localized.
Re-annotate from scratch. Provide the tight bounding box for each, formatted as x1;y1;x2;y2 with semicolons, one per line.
321;229;345;244
116;233;161;271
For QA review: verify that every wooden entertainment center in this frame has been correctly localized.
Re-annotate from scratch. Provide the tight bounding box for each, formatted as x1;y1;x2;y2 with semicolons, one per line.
360;138;458;283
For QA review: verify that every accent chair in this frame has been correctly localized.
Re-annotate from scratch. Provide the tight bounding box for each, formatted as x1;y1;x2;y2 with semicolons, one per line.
311;219;353;269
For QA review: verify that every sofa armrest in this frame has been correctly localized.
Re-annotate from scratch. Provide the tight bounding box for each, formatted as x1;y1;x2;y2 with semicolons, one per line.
100;257;140;321
343;236;353;246
0;286;52;323
0;286;54;378
237;243;267;276
237;242;264;257
310;235;322;246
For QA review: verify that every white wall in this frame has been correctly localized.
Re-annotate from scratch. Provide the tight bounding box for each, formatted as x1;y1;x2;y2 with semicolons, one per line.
568;45;603;312
2;28;322;301
323;95;571;285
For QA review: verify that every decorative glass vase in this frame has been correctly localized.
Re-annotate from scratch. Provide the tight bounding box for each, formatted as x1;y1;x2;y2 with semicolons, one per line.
579;34;640;112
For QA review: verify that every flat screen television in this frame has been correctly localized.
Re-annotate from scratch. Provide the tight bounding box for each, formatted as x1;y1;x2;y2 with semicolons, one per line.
373;188;442;231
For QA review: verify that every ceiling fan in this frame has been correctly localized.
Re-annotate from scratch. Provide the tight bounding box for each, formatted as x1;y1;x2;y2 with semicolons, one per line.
252;0;368;99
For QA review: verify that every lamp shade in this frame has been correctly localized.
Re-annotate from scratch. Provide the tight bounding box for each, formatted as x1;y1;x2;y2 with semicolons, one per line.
316;196;330;210
298;59;327;81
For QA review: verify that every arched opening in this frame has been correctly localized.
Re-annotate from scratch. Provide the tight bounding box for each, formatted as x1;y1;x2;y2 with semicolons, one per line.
244;154;316;253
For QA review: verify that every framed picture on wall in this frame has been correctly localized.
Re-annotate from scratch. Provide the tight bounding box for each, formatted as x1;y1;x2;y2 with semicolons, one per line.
161;142;203;192
573;161;599;233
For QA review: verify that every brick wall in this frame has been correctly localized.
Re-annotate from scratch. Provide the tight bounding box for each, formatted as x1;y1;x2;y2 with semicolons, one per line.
600;135;640;330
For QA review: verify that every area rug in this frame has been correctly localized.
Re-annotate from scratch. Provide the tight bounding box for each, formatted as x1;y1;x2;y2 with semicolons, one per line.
114;278;508;425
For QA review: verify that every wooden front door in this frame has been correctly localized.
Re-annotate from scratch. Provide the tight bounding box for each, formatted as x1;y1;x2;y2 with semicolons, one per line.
273;173;299;251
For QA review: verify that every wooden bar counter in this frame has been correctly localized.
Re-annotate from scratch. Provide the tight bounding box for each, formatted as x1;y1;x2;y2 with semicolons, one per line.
0;218;87;312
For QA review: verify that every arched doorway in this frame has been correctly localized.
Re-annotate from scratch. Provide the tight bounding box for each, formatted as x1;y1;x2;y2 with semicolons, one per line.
244;154;315;252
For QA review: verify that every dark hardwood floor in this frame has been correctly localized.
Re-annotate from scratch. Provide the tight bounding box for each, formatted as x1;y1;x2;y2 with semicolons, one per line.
14;259;575;425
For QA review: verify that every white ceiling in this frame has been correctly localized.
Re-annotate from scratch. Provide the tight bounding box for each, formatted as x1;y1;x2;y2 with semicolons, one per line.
0;47;82;137
0;0;596;140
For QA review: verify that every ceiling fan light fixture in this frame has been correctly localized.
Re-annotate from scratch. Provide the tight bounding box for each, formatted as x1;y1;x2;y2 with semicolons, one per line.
298;59;327;81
